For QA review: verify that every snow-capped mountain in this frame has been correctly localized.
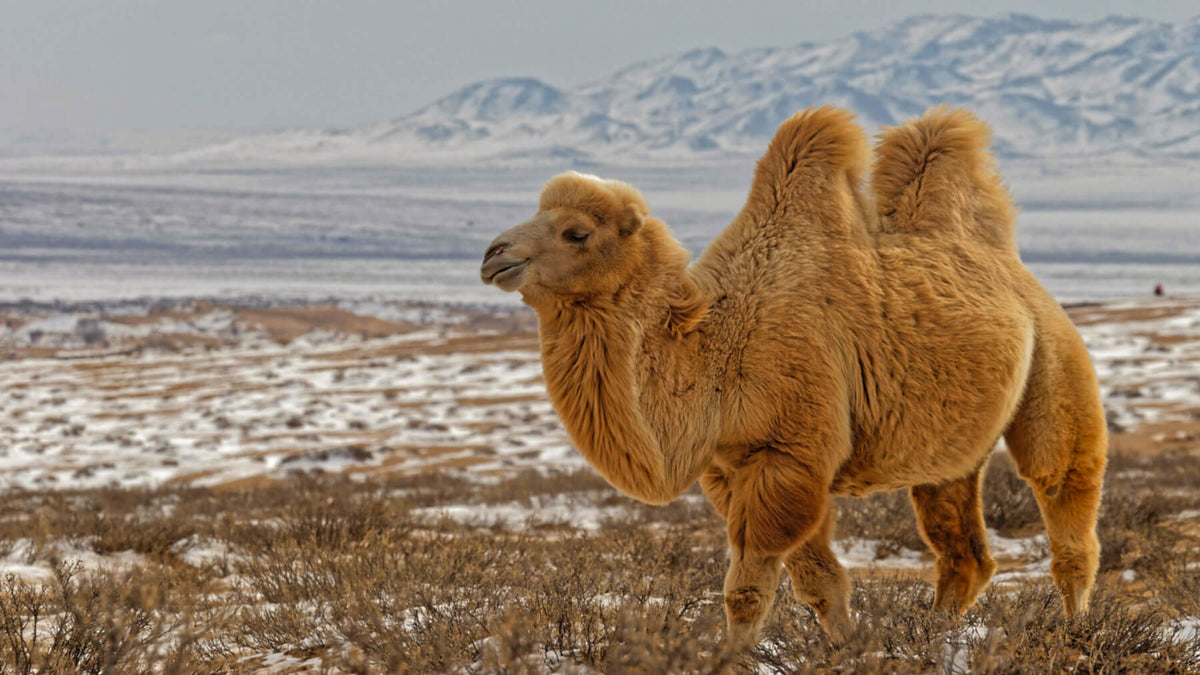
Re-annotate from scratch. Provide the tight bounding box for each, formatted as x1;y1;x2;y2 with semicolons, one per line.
183;13;1200;163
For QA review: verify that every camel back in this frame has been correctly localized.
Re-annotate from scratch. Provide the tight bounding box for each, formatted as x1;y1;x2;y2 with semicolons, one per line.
872;107;1017;251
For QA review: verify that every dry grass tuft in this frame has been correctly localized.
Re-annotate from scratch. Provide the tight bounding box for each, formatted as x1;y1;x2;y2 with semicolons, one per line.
0;451;1196;672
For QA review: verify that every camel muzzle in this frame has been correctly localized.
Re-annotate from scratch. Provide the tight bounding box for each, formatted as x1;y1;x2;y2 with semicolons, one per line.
480;241;530;289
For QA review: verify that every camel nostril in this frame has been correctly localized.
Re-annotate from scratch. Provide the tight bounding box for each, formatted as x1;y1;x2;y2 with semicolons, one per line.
485;243;508;261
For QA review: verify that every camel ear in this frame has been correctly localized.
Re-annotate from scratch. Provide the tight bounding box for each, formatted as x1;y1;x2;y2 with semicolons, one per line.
620;203;644;236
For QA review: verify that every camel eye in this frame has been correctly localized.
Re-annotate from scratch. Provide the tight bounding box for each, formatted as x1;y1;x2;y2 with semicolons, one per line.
562;230;589;244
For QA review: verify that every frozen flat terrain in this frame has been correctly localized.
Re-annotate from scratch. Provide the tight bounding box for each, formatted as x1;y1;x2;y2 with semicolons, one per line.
2;160;1199;306
0;302;557;490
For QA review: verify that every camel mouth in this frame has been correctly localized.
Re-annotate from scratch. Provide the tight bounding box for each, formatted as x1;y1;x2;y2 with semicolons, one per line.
483;259;529;289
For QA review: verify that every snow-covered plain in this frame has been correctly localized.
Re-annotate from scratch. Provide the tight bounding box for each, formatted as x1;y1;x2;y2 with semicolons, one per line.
0;296;1196;493
0;307;571;490
2;159;1198;306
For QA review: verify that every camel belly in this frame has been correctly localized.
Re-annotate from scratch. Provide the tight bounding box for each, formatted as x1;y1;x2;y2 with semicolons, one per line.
830;305;1036;496
829;441;990;496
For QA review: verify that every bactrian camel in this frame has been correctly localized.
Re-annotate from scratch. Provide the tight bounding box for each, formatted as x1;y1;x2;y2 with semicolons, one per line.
479;106;1107;648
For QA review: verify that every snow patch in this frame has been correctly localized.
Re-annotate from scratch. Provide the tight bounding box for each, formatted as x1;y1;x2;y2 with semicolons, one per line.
835;539;926;569
411;493;629;531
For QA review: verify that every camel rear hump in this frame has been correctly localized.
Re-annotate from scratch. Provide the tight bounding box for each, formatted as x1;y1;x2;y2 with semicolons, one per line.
872;107;1017;250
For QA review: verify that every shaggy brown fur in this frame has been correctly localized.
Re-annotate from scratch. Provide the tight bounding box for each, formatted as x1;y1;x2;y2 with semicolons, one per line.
480;106;1107;649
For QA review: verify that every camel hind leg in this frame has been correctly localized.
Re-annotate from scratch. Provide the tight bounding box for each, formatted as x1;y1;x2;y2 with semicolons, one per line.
911;464;996;614
1003;320;1107;617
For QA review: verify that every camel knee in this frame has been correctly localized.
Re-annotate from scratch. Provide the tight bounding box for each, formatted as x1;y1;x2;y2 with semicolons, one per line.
783;510;853;641
725;587;768;625
1050;545;1097;586
724;584;778;650
1048;529;1099;573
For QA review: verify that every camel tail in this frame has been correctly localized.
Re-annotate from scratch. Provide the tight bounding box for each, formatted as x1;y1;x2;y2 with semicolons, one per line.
872;107;1017;250
744;106;869;222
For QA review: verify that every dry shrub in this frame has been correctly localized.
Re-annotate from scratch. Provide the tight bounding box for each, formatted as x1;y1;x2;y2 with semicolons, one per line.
279;523;732;672
0;454;1195;672
87;514;197;560
0;563;216;674
756;578;1200;674
1098;487;1185;573
1147;546;1200;618
758;576;959;673
471;468;612;503
967;581;1199;673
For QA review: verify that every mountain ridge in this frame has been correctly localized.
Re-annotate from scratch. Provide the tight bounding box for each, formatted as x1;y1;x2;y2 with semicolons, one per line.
62;13;1200;165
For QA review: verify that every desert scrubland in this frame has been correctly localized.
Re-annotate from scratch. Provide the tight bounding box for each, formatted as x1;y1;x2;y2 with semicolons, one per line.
0;296;1198;672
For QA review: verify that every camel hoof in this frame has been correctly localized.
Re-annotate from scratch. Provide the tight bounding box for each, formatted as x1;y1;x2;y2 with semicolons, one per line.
723;620;763;654
721;636;755;661
819;612;853;645
932;590;966;615
1058;580;1092;619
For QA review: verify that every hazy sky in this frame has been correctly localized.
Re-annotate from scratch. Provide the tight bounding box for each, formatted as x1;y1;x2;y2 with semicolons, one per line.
2;1;1196;135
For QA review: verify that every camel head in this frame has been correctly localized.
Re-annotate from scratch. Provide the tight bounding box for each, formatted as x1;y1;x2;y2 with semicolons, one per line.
480;171;652;304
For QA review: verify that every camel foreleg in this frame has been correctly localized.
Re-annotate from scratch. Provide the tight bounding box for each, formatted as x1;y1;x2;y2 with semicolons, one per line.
721;445;832;648
783;506;853;642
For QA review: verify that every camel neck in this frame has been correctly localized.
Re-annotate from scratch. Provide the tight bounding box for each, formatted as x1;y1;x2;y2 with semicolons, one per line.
534;269;715;504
